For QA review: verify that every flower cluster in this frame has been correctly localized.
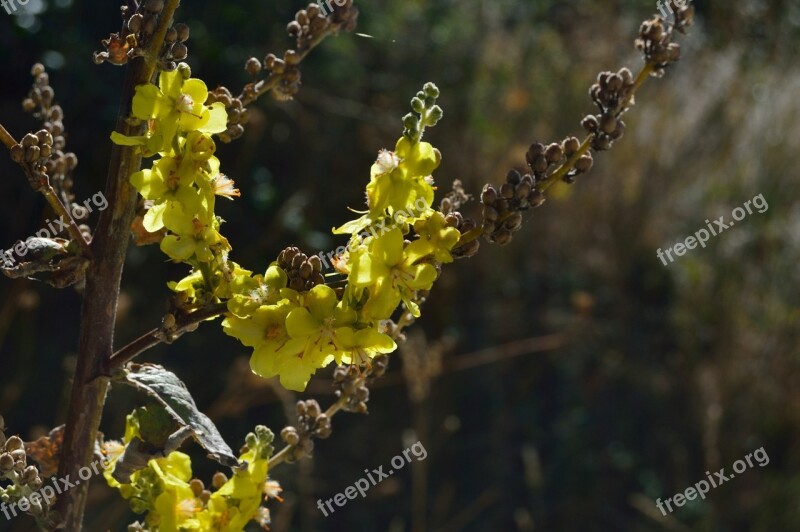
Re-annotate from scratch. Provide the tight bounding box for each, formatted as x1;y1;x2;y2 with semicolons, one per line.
112;64;247;292
103;414;276;532
222;83;460;391
115;67;458;393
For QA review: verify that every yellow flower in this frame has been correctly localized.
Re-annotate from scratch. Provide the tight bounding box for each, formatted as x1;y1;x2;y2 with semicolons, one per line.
111;64;228;155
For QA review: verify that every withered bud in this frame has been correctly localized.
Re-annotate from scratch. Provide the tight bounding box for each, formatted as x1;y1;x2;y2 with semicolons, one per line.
575;154;593;173
127;14;143;33
245;57;262;76
581;115;599;133
545;143;564;163
174;23;190;42
21;133;39;147
212;472;228;490
481;185;497;206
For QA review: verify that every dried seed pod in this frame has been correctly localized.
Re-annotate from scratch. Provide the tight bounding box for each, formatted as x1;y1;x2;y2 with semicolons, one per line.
10;144;25;163
482;205;499;222
504;212;524;231
245;57;262;76
525;142;545;166
581;115;599;133
575;153;594;173
36;130;53;146
480;184;497;206
174;23;190;42
563;136;580;157
545;143;564;163
21;133;39;147
171;43;188;61
128;13;143;33
25;145;41;162
493;228;513;246
532;155;548;175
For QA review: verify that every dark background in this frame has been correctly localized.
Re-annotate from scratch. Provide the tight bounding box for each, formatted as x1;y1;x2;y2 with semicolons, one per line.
1;0;799;530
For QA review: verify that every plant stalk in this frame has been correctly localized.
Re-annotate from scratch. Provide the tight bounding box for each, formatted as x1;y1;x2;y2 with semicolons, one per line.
54;2;181;528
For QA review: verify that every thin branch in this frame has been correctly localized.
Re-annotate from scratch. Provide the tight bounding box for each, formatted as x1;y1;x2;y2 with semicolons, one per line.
0;121;92;258
455;62;656;248
0;122;16;149
237;6;357;108
105;302;228;373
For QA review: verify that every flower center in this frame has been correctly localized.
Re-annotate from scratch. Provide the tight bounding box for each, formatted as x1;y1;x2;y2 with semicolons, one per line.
176;93;195;114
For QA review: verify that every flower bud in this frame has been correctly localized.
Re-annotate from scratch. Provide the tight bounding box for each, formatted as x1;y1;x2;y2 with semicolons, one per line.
0;453;13;471
245;57;262;76
128;13;143;33
480;184;497;206
423;82;440;99
575;154;593;173
174;23;190;42
171;43;188;61
10;144;24;163
212;472;228;490
25;146;41;162
21;133;39;147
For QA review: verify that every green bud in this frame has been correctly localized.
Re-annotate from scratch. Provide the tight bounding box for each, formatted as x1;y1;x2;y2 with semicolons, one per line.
423;82;440;99
402;113;419;130
425;105;444;127
410;97;425;114
177;62;192;79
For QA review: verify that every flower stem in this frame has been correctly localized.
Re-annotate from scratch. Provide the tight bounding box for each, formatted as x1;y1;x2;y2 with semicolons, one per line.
104;302;228;374
54;1;182;529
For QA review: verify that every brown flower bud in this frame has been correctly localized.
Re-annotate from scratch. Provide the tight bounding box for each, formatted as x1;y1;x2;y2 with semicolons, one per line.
245;57;262;76
25;145;41;162
171;43;188;61
493;228;513;246
575;154;593;173
21;133;39;147
36;130;53;146
482;205;499;222
500;183;515;199
481;185;497;206
128;13;143;33
174;23;190;42
504;212;523;231
10;144;25;163
545;143;564;163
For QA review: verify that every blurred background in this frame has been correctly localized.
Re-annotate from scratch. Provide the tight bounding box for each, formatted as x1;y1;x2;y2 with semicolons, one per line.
1;0;800;530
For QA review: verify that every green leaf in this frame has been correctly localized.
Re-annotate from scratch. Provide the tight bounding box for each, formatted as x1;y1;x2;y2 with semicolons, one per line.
120;364;240;468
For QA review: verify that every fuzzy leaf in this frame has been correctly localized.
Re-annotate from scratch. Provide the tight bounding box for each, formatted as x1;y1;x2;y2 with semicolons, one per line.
121;364;240;468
